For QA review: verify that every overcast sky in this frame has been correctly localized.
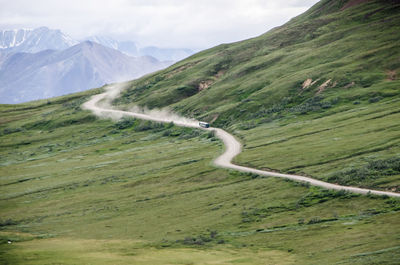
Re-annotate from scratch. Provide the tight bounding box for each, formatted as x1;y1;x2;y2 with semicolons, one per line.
0;0;319;50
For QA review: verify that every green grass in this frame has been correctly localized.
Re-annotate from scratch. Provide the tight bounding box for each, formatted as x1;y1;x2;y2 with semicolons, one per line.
114;0;400;125
1;87;400;264
1;0;400;264
111;0;400;189
233;98;400;191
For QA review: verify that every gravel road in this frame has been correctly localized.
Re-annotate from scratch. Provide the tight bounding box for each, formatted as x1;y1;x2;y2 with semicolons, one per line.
83;88;400;198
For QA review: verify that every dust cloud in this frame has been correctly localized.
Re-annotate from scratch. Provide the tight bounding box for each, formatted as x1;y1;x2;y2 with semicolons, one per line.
83;83;199;127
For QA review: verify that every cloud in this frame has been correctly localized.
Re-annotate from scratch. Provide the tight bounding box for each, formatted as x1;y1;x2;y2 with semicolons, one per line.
0;0;319;49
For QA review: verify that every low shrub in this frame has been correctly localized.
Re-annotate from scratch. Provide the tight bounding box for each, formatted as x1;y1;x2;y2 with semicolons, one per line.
328;157;400;187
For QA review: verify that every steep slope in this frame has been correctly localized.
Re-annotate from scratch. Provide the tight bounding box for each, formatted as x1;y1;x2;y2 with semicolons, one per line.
0;41;170;103
0;27;77;53
115;0;399;122
113;0;400;191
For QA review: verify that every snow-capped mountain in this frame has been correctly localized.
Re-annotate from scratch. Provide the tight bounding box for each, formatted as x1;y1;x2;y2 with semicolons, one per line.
0;27;78;53
0;27;194;103
0;41;171;103
0;27;194;61
85;35;194;62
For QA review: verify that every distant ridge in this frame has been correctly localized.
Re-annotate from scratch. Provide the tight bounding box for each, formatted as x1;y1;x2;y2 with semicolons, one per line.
0;26;197;103
85;35;194;61
0;41;170;103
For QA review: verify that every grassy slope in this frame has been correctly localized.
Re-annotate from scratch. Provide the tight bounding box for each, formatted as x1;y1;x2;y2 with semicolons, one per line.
0;89;399;264
114;0;400;191
1;0;400;264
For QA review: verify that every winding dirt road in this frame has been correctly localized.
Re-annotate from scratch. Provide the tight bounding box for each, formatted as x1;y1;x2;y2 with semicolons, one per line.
83;87;400;198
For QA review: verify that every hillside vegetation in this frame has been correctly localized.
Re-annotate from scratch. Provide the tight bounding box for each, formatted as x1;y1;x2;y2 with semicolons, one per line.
1;0;400;264
1;87;399;265
114;0;400;191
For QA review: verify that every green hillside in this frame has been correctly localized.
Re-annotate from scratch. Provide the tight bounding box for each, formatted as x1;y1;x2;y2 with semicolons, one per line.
115;0;400;124
1;85;399;265
115;0;400;191
1;0;400;264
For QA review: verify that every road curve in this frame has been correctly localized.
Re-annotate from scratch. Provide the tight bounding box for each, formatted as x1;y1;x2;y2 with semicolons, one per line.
83;88;400;198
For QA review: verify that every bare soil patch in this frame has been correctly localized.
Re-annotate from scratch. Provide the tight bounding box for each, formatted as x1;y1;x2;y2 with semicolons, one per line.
386;70;397;81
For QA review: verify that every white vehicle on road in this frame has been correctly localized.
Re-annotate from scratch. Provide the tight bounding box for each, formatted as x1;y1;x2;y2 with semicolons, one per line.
199;121;210;128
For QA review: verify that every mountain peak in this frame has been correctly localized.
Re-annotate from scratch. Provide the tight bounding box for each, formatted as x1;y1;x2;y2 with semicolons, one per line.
81;40;96;47
0;27;78;53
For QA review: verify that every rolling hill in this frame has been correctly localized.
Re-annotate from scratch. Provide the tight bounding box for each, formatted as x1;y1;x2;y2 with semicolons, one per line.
0;0;399;264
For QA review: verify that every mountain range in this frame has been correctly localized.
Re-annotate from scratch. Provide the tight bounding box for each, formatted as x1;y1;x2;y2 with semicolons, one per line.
0;41;170;103
0;27;194;62
0;27;194;103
